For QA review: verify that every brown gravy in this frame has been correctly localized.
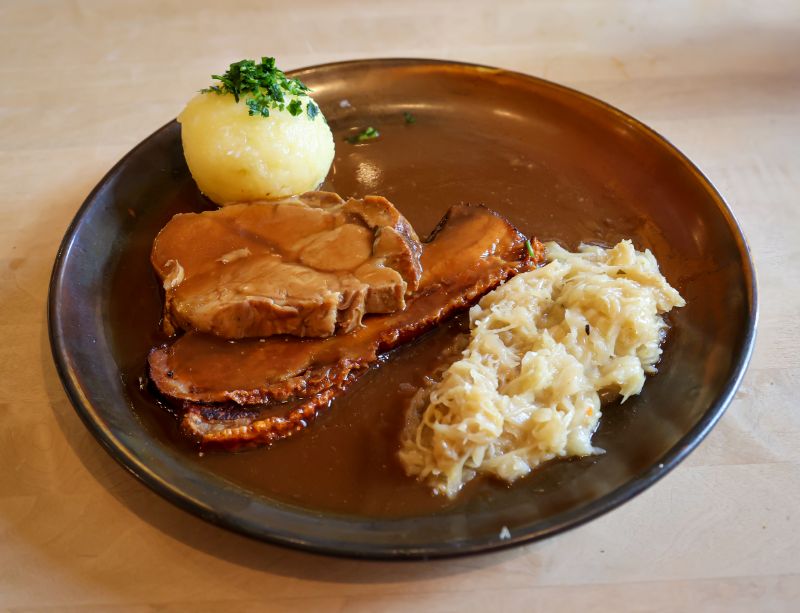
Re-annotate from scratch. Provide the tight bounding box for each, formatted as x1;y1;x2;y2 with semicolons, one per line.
111;101;699;518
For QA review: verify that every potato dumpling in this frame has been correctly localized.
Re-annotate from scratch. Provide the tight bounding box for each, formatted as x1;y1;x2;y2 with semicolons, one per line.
178;90;334;205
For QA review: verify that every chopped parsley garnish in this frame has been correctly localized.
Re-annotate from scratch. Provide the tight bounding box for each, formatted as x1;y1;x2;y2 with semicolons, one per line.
404;111;416;124
202;57;319;119
347;126;380;143
286;99;303;116
525;240;536;258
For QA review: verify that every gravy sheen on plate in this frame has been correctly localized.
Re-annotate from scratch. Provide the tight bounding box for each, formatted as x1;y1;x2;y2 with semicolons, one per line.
114;92;697;517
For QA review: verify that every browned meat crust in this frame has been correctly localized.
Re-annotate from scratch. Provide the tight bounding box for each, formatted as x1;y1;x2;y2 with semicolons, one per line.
149;204;543;449
180;377;360;449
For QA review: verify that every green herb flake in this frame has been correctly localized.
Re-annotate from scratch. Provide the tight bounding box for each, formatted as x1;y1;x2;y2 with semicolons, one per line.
525;240;535;258
306;101;320;120
202;57;315;119
246;98;270;117
287;99;303;116
403;111;416;124
347;126;380;144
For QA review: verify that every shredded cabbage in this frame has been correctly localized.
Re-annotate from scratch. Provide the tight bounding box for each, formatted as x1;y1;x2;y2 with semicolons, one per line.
398;240;685;497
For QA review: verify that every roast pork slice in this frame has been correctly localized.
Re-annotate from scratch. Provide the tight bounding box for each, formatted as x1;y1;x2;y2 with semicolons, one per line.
148;204;544;449
149;204;543;405
151;191;422;339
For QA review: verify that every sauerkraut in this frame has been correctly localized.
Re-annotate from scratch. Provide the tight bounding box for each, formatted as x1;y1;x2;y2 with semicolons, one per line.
398;240;685;497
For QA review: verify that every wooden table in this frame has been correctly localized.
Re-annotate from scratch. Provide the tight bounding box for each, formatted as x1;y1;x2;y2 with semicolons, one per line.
2;1;798;610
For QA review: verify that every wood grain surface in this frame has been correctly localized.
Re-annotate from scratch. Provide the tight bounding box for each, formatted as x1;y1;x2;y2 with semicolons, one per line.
1;1;798;611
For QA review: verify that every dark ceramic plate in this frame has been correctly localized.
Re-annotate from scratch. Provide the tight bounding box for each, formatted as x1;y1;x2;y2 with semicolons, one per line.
49;59;756;559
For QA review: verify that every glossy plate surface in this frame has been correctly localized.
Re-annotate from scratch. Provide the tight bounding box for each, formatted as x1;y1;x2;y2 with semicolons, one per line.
49;59;757;558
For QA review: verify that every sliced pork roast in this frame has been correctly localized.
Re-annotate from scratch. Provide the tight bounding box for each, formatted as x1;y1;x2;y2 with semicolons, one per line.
149;204;544;449
151;191;423;339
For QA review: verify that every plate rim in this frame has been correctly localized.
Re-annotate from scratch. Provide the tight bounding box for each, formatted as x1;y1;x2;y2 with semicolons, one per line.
48;57;758;560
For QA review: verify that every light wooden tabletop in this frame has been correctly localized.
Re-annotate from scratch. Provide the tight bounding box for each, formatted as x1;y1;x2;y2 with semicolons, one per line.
1;1;798;610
